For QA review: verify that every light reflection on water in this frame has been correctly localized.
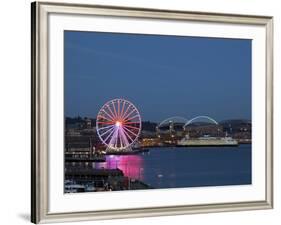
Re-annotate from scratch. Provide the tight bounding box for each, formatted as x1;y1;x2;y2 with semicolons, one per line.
92;155;144;180
91;145;251;189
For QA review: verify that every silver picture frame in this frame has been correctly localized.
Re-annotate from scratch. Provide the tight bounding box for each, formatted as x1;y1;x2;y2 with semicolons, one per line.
31;1;273;223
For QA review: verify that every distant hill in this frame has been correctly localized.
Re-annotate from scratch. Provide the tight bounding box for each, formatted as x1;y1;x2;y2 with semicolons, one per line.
65;116;85;124
219;119;251;126
219;119;251;133
141;121;158;131
65;116;251;132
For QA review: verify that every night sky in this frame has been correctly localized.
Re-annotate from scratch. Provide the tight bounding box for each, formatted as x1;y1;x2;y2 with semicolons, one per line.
64;31;251;122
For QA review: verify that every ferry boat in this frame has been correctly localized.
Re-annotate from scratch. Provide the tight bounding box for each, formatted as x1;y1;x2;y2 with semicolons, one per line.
177;134;238;147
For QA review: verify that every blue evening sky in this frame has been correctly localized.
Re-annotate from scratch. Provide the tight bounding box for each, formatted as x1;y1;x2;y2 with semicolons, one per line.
64;31;251;122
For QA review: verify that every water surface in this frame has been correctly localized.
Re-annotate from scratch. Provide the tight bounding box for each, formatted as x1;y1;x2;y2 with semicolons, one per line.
93;144;252;189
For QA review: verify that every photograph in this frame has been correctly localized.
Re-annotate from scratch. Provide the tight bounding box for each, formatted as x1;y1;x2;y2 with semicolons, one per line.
64;31;252;193
30;2;273;223
0;0;277;224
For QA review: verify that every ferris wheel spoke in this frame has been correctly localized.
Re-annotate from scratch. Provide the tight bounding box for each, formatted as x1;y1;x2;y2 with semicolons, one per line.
97;124;114;131
117;100;120;118
99;126;115;137
108;132;118;148
118;128;126;148
122;104;131;120
105;104;117;119
123;121;140;124
109;128;119;148
123;109;137;122
120;101;125;119
103;127;117;144
123;124;140;130
99;128;114;137
119;128;130;147
100;109;115;121
97;121;115;125
121;128;134;143
112;102;118;119
97;115;111;121
112;130;119;148
123;126;139;137
119;130;123;148
123;114;140;123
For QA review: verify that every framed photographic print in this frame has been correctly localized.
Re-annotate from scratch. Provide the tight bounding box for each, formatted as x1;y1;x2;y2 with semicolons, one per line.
31;1;273;224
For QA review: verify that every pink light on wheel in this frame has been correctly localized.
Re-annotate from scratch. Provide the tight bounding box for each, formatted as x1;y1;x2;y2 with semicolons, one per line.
96;99;141;151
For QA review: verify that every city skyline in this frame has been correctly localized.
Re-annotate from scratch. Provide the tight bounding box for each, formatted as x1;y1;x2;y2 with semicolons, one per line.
65;115;251;124
65;31;252;122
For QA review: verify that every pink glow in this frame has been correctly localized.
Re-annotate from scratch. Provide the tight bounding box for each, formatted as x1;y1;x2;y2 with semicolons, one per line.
100;155;144;180
115;121;121;127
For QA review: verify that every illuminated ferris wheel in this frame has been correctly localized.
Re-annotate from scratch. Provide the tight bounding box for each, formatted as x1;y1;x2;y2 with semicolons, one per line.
96;99;141;151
